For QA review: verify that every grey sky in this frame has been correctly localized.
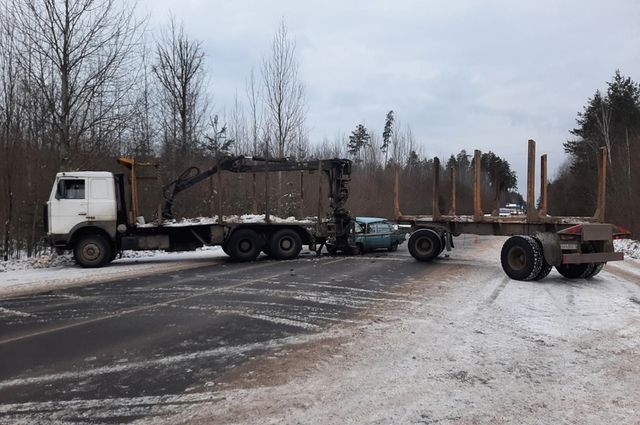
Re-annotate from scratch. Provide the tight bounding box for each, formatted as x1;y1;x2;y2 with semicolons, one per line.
139;0;640;191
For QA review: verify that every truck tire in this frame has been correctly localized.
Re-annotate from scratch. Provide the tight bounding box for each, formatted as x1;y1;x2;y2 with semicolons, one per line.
228;229;261;262
500;235;543;281
269;229;302;260
408;229;442;262
556;263;594;279
74;234;112;268
585;262;605;278
532;237;552;281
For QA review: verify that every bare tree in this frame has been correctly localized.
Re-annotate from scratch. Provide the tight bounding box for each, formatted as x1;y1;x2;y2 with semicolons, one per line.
262;20;305;212
153;17;207;170
9;0;144;168
246;68;262;155
261;20;306;158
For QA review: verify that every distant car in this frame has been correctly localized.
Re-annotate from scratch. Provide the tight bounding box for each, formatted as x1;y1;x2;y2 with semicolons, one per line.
498;208;511;217
353;217;405;253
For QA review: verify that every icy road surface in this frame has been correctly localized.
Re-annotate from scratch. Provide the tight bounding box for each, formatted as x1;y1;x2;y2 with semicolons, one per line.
0;236;639;424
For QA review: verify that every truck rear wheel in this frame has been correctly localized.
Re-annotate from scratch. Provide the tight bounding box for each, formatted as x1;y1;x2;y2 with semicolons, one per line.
228;229;261;262
74;234;111;268
269;229;302;260
408;229;442;262
500;236;543;281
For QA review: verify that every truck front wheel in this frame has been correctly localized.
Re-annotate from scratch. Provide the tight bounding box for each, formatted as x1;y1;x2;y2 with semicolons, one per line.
74;234;112;268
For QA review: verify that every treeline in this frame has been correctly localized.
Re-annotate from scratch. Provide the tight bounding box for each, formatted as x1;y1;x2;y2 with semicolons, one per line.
548;71;640;237
0;0;520;260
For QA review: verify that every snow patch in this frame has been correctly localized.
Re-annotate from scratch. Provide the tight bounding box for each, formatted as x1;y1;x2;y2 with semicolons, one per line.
136;214;317;228
614;238;640;259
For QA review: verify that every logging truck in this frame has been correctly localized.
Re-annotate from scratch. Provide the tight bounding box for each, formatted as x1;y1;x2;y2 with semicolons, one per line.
44;156;355;267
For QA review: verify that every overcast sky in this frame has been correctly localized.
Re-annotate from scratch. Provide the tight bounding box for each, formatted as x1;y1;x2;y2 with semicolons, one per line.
138;0;640;191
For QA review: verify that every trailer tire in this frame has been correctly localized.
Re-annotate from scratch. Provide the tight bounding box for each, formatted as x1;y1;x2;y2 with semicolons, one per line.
555;263;594;279
500;236;543;281
269;229;302;260
532;237;552;281
74;234;112;268
585;262;605;278
408;229;442;262
228;229;261;262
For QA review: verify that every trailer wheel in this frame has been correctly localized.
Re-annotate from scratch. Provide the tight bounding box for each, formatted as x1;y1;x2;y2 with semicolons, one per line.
408;229;442;262
532;237;552;281
585;262;605;278
74;234;111;268
500;236;543;281
556;263;594;279
228;229;261;262
269;229;302;260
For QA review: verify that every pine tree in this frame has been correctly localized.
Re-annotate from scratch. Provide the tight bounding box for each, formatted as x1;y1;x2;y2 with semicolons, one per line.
348;124;371;160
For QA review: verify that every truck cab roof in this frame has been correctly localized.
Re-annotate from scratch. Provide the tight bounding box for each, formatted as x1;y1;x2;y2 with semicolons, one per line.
55;171;113;178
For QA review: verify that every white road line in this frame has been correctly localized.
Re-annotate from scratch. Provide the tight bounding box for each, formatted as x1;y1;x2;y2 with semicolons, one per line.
0;307;32;318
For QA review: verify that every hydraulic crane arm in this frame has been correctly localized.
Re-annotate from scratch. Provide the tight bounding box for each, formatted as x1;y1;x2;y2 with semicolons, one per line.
161;156;352;221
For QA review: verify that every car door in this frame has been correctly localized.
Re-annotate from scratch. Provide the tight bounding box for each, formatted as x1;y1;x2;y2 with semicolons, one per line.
369;222;387;249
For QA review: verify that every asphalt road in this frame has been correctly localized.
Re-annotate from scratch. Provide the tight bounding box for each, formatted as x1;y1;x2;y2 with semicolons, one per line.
0;245;436;424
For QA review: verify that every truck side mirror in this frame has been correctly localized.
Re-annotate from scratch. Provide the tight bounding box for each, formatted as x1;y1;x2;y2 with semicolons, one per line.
55;180;64;200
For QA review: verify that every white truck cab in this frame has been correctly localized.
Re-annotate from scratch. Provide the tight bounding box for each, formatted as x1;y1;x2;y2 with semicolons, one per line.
47;171;119;267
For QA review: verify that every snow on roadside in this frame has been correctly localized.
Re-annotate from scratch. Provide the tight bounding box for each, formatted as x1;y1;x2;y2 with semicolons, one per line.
0;247;228;299
614;238;640;260
136;214;317;228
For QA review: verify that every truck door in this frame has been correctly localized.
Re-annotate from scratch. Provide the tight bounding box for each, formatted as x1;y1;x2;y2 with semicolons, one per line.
48;178;87;235
87;177;117;222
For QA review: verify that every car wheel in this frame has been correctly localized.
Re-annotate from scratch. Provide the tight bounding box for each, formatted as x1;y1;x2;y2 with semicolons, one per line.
388;242;398;252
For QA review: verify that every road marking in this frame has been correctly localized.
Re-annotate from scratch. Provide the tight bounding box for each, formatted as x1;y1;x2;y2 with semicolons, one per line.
0;307;32;318
0;257;349;346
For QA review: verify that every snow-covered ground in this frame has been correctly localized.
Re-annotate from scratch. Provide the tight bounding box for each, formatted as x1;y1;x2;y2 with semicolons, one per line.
2;238;638;300
149;237;640;425
615;238;640;259
0;247;228;299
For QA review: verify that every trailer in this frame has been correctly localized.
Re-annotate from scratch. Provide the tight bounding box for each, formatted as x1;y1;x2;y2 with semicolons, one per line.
397;140;630;281
44;156;355;267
